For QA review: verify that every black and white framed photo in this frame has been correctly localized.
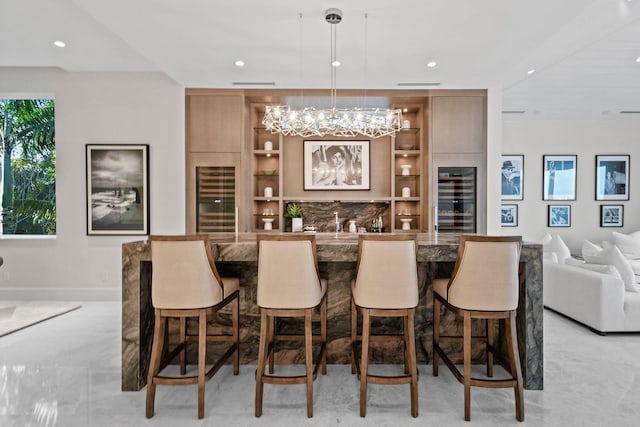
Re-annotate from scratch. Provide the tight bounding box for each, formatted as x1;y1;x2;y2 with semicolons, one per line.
501;155;524;200
86;144;149;235
501;204;518;227
595;155;630;201
548;205;571;227
600;204;624;227
303;140;370;190
543;155;577;201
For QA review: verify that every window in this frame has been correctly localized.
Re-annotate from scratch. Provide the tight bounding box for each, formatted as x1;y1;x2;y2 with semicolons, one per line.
0;98;56;235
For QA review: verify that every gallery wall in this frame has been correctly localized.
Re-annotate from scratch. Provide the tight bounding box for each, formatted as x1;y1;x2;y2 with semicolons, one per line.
0;68;184;300
502;119;640;253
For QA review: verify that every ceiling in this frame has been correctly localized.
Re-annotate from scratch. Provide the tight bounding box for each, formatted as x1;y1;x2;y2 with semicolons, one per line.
2;0;640;120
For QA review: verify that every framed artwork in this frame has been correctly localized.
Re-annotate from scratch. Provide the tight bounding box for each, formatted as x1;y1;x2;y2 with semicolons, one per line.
303;140;370;190
600;204;624;227
501;204;518;227
548;205;571;227
543;155;577;201
595;155;630;201
501;155;524;200
86;144;149;235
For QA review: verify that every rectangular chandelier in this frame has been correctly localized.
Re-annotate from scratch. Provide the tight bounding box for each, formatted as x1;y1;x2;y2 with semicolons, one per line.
263;105;403;138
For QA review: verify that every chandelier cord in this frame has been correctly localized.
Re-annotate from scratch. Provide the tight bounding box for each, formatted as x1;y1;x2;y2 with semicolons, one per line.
298;12;304;109
330;20;337;111
362;13;368;109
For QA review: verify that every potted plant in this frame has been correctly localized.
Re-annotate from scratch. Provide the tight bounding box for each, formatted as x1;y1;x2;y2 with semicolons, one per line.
284;203;304;232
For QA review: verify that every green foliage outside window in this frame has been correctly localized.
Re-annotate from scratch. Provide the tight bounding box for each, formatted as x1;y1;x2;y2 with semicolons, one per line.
0;99;56;235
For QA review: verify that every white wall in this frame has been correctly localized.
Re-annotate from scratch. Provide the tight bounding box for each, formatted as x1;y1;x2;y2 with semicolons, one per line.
503;119;640;253
0;68;184;300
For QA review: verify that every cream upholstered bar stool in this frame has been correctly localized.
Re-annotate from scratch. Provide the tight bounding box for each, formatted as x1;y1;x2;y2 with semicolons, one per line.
255;234;327;418
432;235;524;422
145;235;240;419
351;234;419;417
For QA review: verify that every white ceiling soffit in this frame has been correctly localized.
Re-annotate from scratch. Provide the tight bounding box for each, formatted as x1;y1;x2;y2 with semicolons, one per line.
1;0;639;120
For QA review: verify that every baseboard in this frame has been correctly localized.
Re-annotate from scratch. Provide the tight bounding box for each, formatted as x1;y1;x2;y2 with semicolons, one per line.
0;287;121;301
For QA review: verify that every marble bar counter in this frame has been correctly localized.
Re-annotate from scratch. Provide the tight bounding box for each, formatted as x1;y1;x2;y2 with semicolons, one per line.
122;233;543;391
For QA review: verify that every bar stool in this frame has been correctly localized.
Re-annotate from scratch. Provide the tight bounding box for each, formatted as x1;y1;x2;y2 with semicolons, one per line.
351;234;419;417
145;235;240;419
255;234;327;418
432;235;524;422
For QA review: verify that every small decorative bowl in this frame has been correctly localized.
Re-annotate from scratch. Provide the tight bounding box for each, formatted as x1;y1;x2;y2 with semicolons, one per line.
261;169;276;175
303;225;318;233
398;144;414;150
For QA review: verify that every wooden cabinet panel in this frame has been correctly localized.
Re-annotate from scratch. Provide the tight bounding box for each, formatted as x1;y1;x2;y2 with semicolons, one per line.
431;96;484;154
187;95;243;153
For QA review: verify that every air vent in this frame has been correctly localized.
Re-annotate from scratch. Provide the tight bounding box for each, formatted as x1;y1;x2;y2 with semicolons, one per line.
619;111;640;114
232;82;276;86
396;82;441;87
502;110;526;114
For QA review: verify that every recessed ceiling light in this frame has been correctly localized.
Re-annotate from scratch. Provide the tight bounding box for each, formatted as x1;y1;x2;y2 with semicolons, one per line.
427;61;437;68
234;60;245;67
636;56;640;63
403;108;408;113
527;69;535;75
53;40;66;48
332;61;341;67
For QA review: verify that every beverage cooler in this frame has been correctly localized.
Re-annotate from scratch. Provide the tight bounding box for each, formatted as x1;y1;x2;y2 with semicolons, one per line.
436;167;476;233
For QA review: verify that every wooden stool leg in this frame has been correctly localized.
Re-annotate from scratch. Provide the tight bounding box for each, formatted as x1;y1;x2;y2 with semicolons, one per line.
486;318;494;377
255;310;269;417
179;317;187;375
268;316;275;374
320;294;327;375
507;311;525;422
359;309;371;417
351;298;357;375
403;314;410;375
233;294;240;375
463;311;472;421
197;310;206;419
146;310;166;418
305;308;314;418
407;308;418;418
432;296;440;376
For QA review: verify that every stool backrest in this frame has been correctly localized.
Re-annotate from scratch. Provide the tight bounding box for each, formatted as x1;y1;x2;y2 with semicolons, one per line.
256;234;322;309
447;235;522;311
353;234;419;309
149;235;223;309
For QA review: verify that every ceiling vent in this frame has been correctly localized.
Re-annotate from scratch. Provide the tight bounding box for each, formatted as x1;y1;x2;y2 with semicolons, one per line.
232;82;276;86
619;110;640;114
397;82;441;87
502;110;526;114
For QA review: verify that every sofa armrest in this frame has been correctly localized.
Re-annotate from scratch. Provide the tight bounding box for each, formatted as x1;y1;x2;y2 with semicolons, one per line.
543;261;625;331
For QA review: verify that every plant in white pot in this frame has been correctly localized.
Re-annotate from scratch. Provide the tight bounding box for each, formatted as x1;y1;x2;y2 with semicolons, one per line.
284;203;304;232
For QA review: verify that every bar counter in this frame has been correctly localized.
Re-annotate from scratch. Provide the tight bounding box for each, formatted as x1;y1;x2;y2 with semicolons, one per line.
122;233;543;391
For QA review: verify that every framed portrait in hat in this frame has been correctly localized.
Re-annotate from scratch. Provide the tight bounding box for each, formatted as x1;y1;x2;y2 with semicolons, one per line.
501;155;523;200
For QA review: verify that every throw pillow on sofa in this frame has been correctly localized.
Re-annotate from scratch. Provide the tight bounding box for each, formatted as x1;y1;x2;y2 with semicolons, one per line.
540;233;571;263
584;245;639;292
581;240;603;258
612;231;640;259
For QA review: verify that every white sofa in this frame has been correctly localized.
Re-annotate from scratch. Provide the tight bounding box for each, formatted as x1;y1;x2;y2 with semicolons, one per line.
541;232;640;334
543;261;640;334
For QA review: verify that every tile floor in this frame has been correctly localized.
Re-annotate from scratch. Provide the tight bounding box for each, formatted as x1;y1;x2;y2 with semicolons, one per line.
1;302;639;426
